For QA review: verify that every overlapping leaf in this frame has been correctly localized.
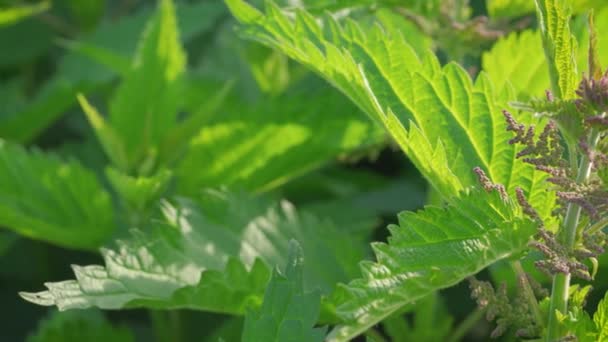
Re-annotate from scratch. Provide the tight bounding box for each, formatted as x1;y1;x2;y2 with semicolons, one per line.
0;1;224;143
226;0;553;217
176;88;385;193
535;0;578;98
595;291;608;341
242;240;327;342
325;189;537;341
27;310;134;342
20;189;368;314
0;140;114;250
483;30;549;99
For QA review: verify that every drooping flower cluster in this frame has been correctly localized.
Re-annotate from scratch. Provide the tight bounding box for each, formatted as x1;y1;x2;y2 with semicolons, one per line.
468;276;545;338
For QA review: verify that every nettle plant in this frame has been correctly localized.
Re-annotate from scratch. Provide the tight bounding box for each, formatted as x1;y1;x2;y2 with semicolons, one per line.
3;0;607;341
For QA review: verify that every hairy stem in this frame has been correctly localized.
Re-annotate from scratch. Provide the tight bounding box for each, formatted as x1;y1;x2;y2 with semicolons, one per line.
546;126;602;341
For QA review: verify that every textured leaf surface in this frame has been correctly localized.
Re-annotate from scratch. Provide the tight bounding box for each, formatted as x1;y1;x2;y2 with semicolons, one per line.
0;140;114;250
226;0;553;217
176;88;385;193
483;30;548;99
325;189;537;341
595;291;608;341
535;0;578;98
106;0;185;171
242;240;326;342
21;189;368;314
27;310;134;342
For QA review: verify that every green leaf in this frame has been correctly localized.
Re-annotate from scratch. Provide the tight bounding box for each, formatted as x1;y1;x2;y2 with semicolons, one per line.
78;94;129;172
27;310;134;342
325;189;537;341
107;0;186;172
105;167;172;211
20;189;369;314
487;0;536;18
595;291;608;341
0;1;50;27
59;1;224;85
225;0;553;220
382;293;452;342
535;0;578;99
0;78;76;142
176;88;385;193
242;240;327;342
488;0;608;18
1;1;224;144
483;30;549;100
0;140;114;250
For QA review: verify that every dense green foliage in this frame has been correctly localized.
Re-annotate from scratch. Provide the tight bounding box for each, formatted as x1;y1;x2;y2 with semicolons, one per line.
2;0;607;341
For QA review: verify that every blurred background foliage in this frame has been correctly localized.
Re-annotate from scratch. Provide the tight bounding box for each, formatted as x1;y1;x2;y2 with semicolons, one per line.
1;0;607;341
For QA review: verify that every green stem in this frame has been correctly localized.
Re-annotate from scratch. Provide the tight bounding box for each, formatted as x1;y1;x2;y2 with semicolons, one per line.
447;308;484;342
586;215;608;235
545;127;602;341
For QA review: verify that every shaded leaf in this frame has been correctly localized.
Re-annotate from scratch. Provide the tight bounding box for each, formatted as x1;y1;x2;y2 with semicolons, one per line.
27;310;134;342
242;240;327;342
176;88;385;193
0;140;114;250
21;189;370;314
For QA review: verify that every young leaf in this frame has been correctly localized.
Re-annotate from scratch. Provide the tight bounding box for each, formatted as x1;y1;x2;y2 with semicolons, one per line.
325;189;537;341
176;88;385;193
482;30;549;99
535;0;578;98
20;189;370;314
107;0;185;172
105;167;172;211
242;240;327;342
225;0;553;219
0;140;114;250
595;291;608;341
27;310;134;342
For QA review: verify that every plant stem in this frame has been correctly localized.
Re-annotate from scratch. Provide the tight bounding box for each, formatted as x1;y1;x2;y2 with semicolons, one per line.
545;127;602;341
587;215;608;235
447;308;484;342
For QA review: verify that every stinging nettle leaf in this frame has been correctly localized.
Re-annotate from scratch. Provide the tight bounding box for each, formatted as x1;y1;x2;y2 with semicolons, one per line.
107;0;186;172
20;189;370;315
595;291;608;341
535;0;579;99
176;88;385;193
225;0;554;219
0;140;114;250
242;240;327;342
27;310;134;342
325;189;537;341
